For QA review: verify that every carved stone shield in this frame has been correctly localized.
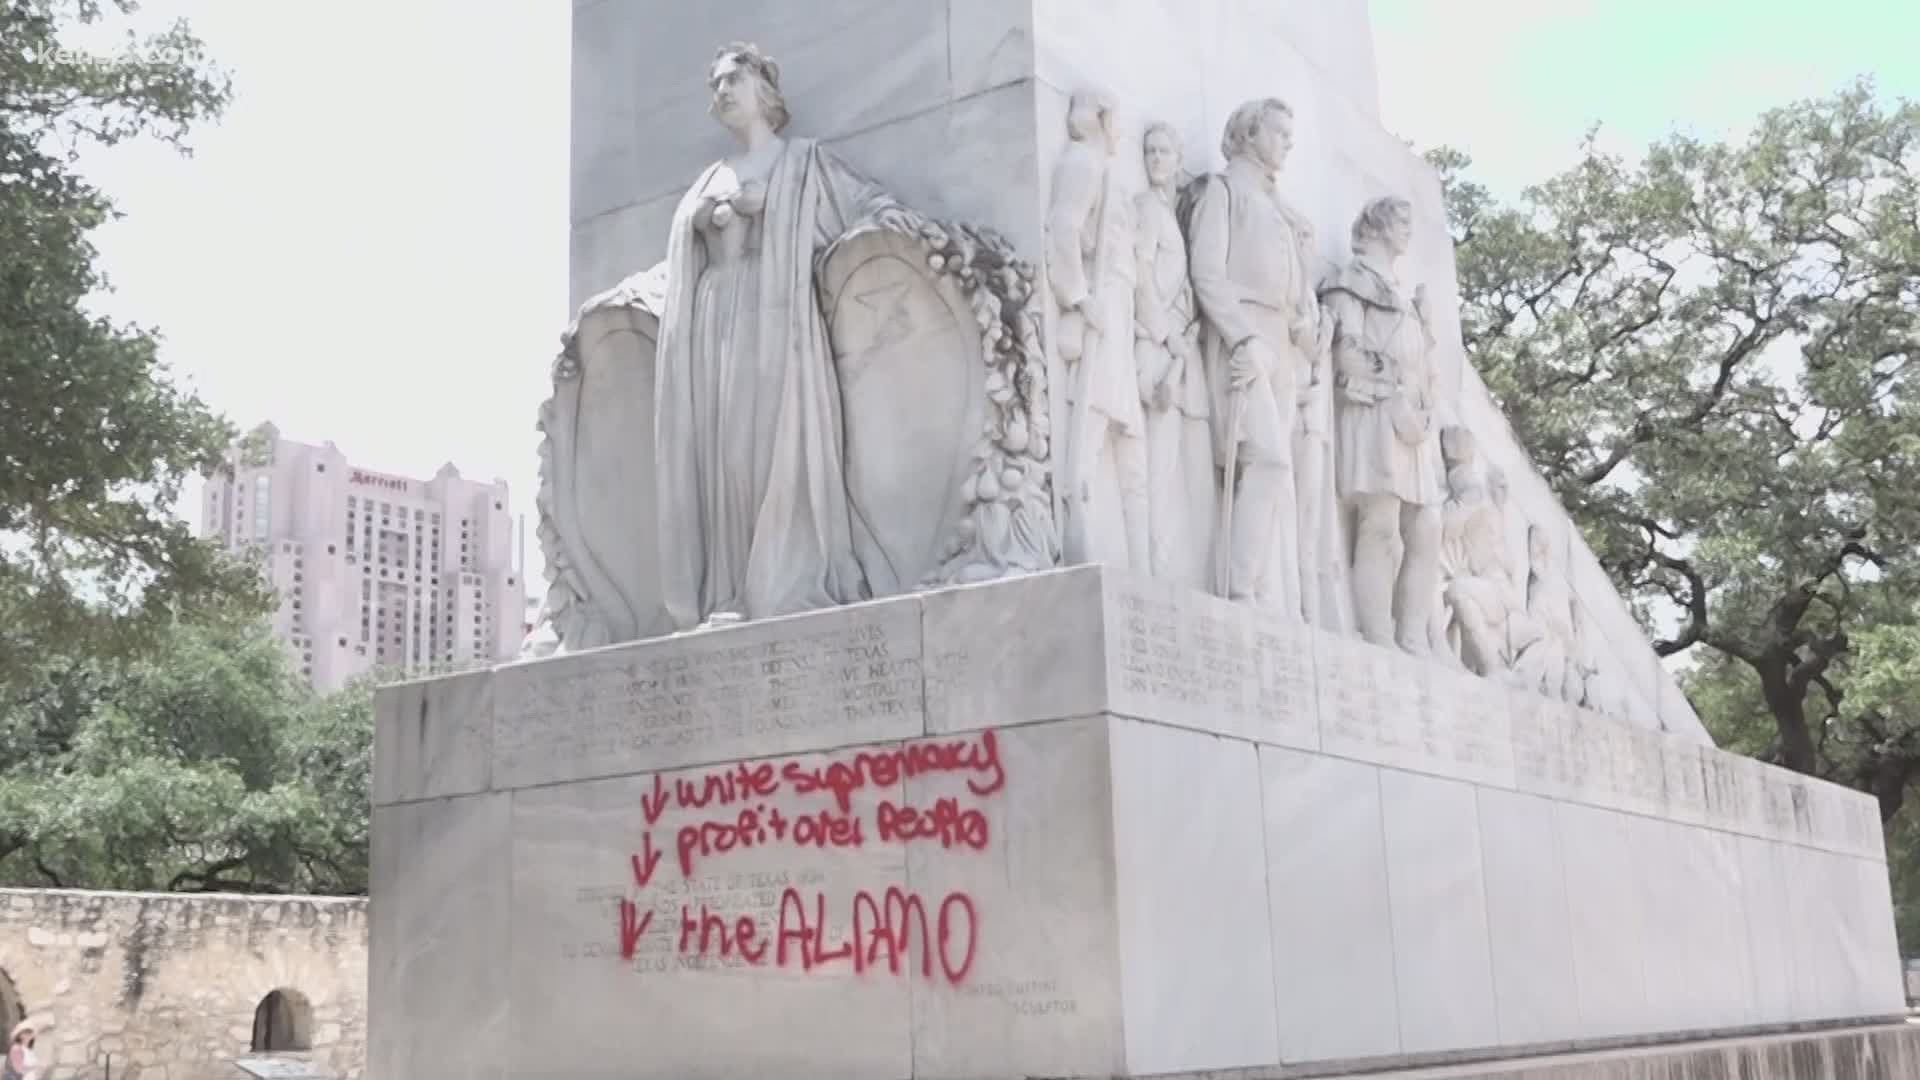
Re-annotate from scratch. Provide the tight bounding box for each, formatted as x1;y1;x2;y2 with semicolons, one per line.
532;266;673;649
820;227;986;597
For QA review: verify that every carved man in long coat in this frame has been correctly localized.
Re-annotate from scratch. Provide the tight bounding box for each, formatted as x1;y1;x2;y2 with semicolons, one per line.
1048;88;1148;570
1133;121;1213;589
1186;97;1318;612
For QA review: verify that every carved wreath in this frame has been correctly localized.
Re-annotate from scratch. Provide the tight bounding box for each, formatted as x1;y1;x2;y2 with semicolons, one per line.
860;212;1058;587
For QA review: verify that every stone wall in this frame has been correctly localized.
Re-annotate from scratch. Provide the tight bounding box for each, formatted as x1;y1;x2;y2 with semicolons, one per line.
0;888;367;1080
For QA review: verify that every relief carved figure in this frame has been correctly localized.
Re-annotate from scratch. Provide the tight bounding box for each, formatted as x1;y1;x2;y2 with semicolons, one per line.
1570;598;1631;719
1048;89;1148;571
1435;426;1519;675
1188;98;1317;611
1510;524;1581;702
1323;196;1445;653
1297;304;1352;632
1131;121;1214;589
654;42;910;630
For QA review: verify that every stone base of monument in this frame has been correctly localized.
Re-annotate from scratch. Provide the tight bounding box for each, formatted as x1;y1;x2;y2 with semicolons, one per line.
368;566;1905;1080
1293;1023;1920;1080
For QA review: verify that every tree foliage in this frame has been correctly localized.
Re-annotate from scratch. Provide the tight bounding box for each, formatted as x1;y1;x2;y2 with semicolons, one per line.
1;0;263;696
0;615;371;894
1431;82;1920;827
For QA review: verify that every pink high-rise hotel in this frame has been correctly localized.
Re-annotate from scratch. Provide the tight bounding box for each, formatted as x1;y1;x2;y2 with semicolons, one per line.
200;423;528;690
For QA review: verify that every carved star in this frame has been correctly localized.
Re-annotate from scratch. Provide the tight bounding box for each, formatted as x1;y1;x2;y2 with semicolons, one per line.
852;280;915;349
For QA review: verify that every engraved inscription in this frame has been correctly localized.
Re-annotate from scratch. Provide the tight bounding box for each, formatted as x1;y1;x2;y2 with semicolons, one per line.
959;976;1081;1018
1108;582;1317;748
494;607;924;784
1317;637;1514;786
1421;666;1516;786
1317;637;1396;757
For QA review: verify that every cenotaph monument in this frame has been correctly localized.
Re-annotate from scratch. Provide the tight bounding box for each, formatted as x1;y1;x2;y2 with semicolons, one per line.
368;2;1917;1077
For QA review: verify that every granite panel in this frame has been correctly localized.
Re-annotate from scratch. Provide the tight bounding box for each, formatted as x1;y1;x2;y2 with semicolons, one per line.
1783;842;1848;1021
568;193;679;310
1033;0;1212;156
828;80;1048;264
1318;637;1513;788
905;717;1125;1080
1102;572;1319;751
1638;822;1752;1032
922;567;1107;734
369;793;511;1080
948;0;1035;96
569;0;952;222
1737;835;1800;1026
1260;746;1400;1062
1476;787;1581;1047
1658;737;1711;829
1378;769;1500;1055
506;746;919;1080
373;669;492;805
1110;719;1279;1074
491;598;927;789
1512;694;1671;820
1555;801;1649;1038
1850;853;1907;1016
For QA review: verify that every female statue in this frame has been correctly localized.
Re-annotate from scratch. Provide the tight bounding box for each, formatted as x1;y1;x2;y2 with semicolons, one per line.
1131;121;1213;588
654;43;905;629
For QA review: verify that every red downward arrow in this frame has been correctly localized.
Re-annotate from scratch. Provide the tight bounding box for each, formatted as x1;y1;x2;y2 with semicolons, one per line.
630;832;664;889
618;899;653;961
641;773;671;826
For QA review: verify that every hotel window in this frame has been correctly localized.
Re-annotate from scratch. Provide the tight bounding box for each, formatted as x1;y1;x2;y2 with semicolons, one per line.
250;475;270;540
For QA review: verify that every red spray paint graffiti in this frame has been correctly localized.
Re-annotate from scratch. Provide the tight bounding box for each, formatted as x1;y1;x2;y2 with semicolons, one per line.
611;729;1003;985
672;887;979;985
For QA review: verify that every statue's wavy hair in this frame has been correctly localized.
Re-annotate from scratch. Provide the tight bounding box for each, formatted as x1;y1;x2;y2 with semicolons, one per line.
1219;97;1292;162
1350;195;1413;254
708;41;790;134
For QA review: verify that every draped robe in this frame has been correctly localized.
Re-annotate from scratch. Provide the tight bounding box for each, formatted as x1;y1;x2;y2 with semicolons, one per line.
653;137;898;629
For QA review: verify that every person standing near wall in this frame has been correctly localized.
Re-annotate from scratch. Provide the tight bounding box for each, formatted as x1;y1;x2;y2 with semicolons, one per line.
6;1022;38;1080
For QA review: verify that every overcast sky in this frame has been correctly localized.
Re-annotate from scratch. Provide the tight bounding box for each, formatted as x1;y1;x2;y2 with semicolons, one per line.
71;1;1920;589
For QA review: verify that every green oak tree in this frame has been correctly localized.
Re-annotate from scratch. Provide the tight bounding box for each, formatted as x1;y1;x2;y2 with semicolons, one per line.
1430;82;1920;817
0;616;372;894
1;0;264;697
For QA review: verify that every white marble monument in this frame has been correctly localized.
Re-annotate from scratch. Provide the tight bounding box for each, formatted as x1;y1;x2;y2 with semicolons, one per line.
370;3;1910;1078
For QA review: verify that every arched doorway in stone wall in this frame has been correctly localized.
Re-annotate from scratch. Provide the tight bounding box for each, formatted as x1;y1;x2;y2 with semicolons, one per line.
250;987;313;1054
0;967;22;1043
